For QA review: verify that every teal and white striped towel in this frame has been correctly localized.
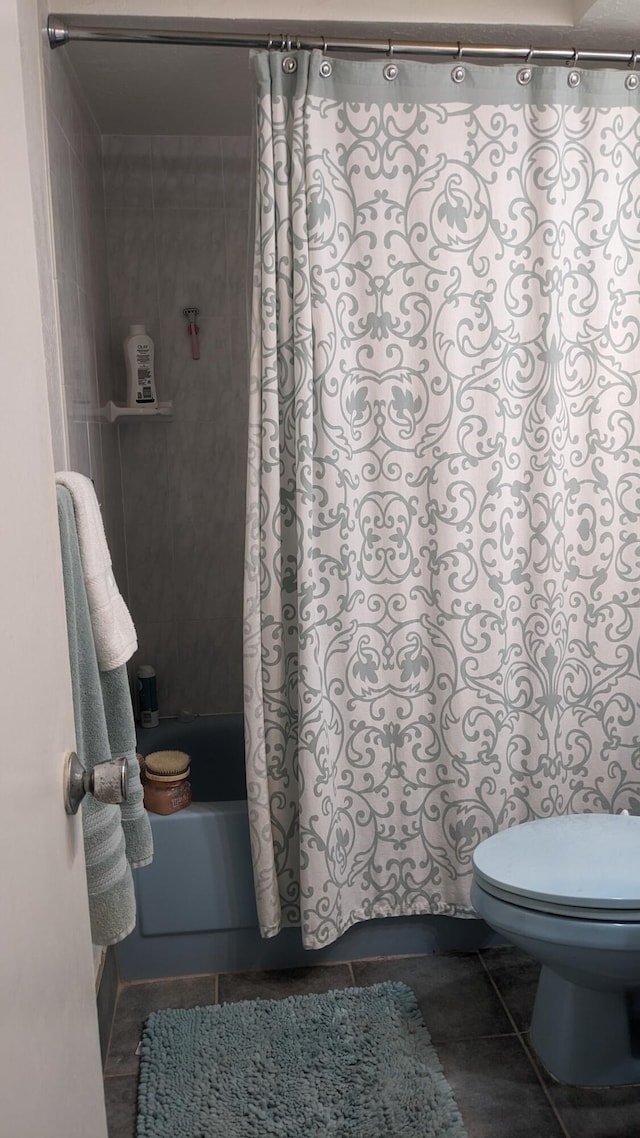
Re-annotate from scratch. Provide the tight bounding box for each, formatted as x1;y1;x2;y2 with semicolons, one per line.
57;485;152;946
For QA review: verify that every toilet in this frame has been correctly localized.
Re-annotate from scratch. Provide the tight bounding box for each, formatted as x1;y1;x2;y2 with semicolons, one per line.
471;813;640;1086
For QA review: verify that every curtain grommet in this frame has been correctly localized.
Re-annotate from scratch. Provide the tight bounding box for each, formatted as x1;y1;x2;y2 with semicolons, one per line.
517;67;533;86
567;70;581;88
451;66;466;83
282;55;297;74
383;63;398;81
319;59;333;78
626;73;639;90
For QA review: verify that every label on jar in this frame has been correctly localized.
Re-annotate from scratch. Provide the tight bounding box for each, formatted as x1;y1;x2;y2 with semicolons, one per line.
169;782;192;810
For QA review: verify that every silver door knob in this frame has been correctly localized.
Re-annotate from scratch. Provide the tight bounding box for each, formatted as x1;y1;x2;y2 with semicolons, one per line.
64;751;128;815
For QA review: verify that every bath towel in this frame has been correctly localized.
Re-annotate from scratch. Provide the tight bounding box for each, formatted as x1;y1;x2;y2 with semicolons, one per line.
55;471;137;671
57;485;153;946
101;667;153;869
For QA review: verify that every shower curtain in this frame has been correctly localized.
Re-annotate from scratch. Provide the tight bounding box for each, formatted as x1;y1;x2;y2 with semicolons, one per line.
243;50;640;949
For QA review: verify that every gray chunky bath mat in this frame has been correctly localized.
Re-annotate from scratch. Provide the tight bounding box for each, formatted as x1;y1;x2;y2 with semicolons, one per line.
137;980;468;1137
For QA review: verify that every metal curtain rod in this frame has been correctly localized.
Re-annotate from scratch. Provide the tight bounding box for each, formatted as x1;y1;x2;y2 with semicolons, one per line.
46;15;640;68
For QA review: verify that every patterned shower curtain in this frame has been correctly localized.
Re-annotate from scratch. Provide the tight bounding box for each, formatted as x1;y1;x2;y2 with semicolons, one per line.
243;50;640;949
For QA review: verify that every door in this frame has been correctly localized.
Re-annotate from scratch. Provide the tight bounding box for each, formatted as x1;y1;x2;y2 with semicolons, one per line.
0;5;108;1137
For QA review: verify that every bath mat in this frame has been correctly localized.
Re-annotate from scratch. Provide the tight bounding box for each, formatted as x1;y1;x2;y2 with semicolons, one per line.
136;981;467;1137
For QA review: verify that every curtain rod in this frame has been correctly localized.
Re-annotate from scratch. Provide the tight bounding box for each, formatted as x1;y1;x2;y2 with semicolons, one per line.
46;15;640;68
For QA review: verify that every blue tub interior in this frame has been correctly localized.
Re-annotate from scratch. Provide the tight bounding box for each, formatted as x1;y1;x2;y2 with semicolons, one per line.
136;713;246;802
117;712;497;979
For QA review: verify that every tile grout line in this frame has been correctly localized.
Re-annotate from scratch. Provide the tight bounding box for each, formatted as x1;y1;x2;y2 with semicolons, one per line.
515;1034;572;1138
476;951;521;1033
118;970;218;987
477;953;572;1138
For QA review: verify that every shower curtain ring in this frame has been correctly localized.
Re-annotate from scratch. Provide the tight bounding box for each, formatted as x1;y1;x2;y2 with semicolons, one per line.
567;47;580;66
387;39;395;57
629;49;638;68
526;47;534;64
456;42;464;61
322;36;327;54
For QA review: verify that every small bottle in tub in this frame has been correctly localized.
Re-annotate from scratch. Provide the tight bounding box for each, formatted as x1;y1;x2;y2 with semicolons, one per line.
137;664;159;728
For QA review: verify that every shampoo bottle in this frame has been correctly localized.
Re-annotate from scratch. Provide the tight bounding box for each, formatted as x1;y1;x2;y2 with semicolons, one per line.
124;324;157;407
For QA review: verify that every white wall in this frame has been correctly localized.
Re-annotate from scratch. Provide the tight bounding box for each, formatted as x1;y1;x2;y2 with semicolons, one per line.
1;1;108;1132
45;0;579;26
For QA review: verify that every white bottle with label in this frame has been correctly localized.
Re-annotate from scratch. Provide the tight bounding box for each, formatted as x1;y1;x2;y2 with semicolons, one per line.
124;324;158;408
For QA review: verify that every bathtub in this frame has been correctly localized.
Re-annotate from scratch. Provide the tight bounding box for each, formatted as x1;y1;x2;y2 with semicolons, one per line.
117;714;497;980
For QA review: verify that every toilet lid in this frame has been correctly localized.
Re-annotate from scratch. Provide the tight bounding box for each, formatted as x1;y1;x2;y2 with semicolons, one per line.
473;814;640;914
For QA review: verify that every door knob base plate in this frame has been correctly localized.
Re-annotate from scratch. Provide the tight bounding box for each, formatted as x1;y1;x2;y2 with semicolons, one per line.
64;751;84;815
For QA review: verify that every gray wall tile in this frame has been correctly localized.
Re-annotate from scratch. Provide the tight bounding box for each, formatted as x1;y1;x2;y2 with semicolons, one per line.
159;314;232;422
100;424;127;596
70;149;94;297
67;419;90;477
106;208;159;325
56;272;82;392
119;422;173;623
126;526;175;625
133;621;183;718
154;207;228;320
47;114;76;282
119;421;170;524
93;288;114;407
166;418;241;528
151;135;224;209
43;45;126;609
173;518;244;624
45;51;84;161
103;134;153;209
225;208;251;313
177;618;243;714
88;420;105;502
109;135;252;717
222;135;253;213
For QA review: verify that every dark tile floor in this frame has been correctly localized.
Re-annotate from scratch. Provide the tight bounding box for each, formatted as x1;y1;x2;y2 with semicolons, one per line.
104;946;640;1137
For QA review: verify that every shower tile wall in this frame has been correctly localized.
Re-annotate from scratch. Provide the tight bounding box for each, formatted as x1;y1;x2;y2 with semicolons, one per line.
103;135;251;715
41;46;126;585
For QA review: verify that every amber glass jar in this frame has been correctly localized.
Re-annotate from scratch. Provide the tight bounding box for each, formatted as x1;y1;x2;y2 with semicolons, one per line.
143;768;192;816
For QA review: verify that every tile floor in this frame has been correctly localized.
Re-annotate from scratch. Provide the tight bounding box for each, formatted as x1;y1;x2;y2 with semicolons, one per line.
104;946;640;1137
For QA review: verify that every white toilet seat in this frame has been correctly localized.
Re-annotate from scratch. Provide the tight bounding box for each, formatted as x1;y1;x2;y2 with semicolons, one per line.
472;813;640;921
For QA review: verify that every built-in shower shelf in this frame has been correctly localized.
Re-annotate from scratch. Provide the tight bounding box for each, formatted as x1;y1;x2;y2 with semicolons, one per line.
104;401;173;423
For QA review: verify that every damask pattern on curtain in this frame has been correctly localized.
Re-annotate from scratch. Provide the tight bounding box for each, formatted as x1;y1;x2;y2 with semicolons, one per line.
243;52;640;949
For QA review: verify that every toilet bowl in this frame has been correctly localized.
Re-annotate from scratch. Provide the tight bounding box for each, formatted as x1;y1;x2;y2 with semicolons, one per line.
471;813;640;1086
